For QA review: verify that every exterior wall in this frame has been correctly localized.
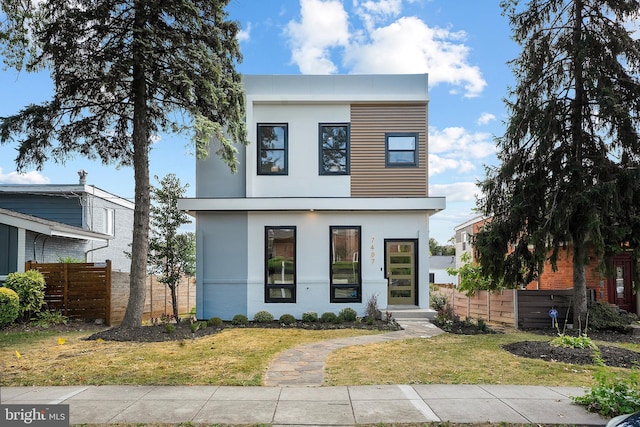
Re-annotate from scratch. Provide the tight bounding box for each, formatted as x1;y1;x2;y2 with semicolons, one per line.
84;194;133;272
0;194;83;227
350;104;428;197
24;230;87;263
196;140;247;198
247;103;351;198
196;210;430;320
196;212;249;320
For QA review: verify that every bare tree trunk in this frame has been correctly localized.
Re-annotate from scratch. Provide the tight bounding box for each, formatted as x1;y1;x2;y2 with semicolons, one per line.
572;241;588;329
170;284;179;321
120;2;150;328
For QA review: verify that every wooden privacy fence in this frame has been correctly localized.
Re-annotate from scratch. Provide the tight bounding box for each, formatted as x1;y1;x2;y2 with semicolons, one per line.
26;260;111;325
437;285;574;329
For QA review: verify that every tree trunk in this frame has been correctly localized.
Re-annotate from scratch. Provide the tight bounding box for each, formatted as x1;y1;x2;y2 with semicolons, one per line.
170;284;179;321
120;2;150;328
572;240;588;329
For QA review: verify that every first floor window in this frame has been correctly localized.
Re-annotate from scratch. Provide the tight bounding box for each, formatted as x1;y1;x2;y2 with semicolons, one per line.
386;133;418;167
265;226;296;302
258;123;288;174
330;226;361;302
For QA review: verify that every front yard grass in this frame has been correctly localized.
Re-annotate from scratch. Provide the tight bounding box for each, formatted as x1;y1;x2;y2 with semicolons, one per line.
1;326;638;388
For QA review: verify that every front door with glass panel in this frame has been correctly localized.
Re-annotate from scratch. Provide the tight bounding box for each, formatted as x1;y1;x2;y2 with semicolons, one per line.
386;240;417;305
608;254;635;313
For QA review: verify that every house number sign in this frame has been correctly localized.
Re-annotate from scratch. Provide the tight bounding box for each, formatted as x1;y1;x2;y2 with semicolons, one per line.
370;237;375;264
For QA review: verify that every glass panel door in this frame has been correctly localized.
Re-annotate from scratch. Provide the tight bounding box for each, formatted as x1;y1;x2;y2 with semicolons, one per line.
386;240;416;305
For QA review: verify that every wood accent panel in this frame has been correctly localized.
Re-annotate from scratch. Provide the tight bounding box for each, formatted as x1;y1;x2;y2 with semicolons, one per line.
350;104;428;197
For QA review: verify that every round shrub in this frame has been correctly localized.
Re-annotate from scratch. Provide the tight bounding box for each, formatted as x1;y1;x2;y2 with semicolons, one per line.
253;310;274;323
279;313;296;325
0;287;20;327
302;312;318;322
339;307;358;322
320;312;337;323
231;314;248;326
207;317;223;327
4;270;45;320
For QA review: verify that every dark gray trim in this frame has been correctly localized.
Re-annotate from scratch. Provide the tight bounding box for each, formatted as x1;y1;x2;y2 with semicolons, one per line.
385;132;419;168
257;123;289;175
329;225;362;303
318;123;350;175
264;226;296;303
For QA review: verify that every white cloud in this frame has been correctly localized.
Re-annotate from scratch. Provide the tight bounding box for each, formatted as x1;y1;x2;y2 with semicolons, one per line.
429;126;495;157
285;1;486;97
428;154;474;176
430;181;480;202
477;112;496;125
285;0;350;74
0;168;50;184
238;22;251;42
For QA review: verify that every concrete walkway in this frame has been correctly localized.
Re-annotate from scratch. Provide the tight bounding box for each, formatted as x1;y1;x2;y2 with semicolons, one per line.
264;320;444;386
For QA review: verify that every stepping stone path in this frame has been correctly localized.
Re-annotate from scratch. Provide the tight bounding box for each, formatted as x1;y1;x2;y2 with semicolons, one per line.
264;320;443;386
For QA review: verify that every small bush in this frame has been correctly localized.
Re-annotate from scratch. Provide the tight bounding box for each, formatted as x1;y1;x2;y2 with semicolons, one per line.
339;307;358;322
31;310;68;328
207;317;223;327
253;310;274;323
430;291;448;313
279;313;296;325
573;368;640;417
231;314;249;326
551;334;596;350
4;270;46;320
164;323;176;333
302;312;318;322
320;312;337;323
588;301;636;333
365;294;382;320
0;287;20;327
190;322;200;332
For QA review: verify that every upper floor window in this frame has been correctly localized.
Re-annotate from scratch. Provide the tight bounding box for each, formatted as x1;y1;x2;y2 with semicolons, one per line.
265;226;296;303
319;123;350;175
386;133;418;167
330;226;361;303
103;208;114;236
258;124;288;175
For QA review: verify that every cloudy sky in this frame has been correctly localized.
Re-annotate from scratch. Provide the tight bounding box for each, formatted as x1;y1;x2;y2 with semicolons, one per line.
0;0;523;243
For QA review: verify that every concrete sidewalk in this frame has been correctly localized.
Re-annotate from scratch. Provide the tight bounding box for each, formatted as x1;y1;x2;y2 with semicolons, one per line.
1;384;607;425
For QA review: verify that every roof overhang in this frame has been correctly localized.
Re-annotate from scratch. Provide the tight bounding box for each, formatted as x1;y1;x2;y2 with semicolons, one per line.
0;209;112;242
178;197;446;215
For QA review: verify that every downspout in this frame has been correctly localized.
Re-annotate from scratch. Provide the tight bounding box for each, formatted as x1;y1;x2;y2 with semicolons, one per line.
85;240;110;263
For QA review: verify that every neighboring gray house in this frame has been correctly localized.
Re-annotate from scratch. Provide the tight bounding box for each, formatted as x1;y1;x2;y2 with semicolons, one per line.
0;172;134;273
429;255;457;285
0;208;112;283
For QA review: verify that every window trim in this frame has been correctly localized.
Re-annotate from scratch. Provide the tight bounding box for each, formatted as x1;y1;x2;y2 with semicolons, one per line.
385;132;419;167
258;123;289;175
329;225;362;303
318;123;350;175
265;226;296;303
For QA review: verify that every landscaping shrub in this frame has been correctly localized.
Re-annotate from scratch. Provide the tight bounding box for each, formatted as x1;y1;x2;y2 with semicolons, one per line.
430;290;448;313
253;310;274;323
338;307;357;322
302;312;318;322
31;310;68;328
588;301;636;333
365;294;382;320
320;312;337;323
4;270;46;320
231;314;248;326
573;368;640;417
0;287;20;327
279;313;296;325
207;317;223;327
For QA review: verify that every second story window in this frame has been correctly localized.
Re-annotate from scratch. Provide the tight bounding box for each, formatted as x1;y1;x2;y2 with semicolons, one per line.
319;123;350;175
258;124;288;175
386;133;418;167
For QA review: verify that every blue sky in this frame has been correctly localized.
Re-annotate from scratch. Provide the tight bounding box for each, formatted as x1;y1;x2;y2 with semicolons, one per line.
0;0;521;244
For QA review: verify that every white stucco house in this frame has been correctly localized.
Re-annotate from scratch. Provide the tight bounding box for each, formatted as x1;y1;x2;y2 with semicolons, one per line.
178;74;445;320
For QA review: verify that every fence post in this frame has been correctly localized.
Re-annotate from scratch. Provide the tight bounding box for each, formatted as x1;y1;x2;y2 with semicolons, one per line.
105;260;111;326
513;289;519;329
63;262;69;316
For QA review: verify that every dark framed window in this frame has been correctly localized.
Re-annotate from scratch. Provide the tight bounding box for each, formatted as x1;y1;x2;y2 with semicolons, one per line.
265;226;296;303
329;226;361;303
319;123;350;175
386;133;418;167
258;124;288;175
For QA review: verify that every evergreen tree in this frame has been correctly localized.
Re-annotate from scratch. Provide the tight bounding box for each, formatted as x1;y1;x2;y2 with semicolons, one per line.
476;0;640;324
0;0;247;327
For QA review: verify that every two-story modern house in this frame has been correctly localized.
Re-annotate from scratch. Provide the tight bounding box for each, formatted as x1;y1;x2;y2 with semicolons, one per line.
179;74;445;320
0;171;134;274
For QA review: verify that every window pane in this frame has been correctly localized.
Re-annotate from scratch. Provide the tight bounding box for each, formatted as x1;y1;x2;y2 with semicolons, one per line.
333;286;359;299
260;125;286;149
322;126;348;149
388;136;415;150
322;150;347;172
267;228;295;285
260;150;285;173
268;287;293;299
389;151;415;164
